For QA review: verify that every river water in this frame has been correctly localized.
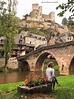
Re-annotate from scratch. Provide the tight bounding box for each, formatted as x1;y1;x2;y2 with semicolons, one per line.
0;71;29;84
0;70;59;84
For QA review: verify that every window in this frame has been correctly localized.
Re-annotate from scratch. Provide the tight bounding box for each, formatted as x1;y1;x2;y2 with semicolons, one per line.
61;64;64;71
19;40;22;44
0;39;4;43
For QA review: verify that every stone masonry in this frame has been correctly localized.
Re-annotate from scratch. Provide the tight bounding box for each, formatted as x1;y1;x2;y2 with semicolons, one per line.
17;41;74;75
26;3;55;22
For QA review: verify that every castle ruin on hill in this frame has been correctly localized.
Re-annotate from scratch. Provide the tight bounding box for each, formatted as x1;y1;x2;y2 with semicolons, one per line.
26;3;55;22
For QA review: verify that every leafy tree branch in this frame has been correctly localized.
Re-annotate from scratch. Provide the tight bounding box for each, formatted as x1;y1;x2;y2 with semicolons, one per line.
56;0;74;19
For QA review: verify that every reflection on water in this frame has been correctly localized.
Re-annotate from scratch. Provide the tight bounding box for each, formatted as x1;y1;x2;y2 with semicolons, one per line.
0;71;29;84
0;70;59;84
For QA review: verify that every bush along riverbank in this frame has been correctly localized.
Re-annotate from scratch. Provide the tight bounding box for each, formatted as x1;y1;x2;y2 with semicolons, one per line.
0;75;74;99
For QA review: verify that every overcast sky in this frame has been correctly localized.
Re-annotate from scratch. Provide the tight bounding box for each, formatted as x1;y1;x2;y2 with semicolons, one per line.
5;0;70;25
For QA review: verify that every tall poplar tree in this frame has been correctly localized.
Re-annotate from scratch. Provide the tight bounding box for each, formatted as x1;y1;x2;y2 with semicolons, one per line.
0;0;18;71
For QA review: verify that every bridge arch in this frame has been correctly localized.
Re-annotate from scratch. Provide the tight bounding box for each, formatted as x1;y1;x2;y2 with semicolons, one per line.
18;61;30;71
69;56;74;74
35;51;59;71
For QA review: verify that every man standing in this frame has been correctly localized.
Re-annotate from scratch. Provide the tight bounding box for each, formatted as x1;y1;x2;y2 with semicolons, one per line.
46;62;60;90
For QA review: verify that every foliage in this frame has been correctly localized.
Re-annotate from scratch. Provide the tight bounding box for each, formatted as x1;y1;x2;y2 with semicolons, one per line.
28;27;45;36
67;16;74;26
56;0;74;19
26;20;32;23
67;17;74;31
53;65;59;71
0;0;18;69
30;12;36;18
40;28;55;43
0;66;5;72
68;25;74;32
23;14;29;19
24;72;47;87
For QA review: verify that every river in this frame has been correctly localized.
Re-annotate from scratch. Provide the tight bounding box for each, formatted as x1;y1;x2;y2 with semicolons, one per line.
0;70;60;84
0;71;29;84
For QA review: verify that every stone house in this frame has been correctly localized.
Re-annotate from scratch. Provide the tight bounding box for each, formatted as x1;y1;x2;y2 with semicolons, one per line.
11;31;47;56
21;31;47;50
49;32;74;45
59;32;74;42
0;31;47;57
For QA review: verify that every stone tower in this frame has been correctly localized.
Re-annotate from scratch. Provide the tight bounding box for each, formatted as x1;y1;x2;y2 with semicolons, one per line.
38;6;42;18
27;3;55;22
49;12;55;22
32;3;38;10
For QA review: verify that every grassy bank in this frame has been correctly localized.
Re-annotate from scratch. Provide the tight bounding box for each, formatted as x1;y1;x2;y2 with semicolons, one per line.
54;75;74;99
0;75;74;99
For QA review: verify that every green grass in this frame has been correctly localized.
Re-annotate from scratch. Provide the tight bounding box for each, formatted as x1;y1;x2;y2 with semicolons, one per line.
0;75;74;99
0;82;25;99
0;82;24;92
57;75;74;88
54;75;74;99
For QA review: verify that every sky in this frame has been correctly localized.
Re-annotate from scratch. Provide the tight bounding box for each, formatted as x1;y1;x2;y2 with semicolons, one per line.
5;0;70;25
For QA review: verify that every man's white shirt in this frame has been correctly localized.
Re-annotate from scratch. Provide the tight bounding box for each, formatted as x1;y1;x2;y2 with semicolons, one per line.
46;67;55;82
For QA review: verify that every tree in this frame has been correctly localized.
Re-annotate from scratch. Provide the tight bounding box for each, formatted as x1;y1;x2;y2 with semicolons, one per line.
67;16;74;31
23;14;29;19
0;0;18;71
62;17;68;25
56;0;74;19
68;16;74;26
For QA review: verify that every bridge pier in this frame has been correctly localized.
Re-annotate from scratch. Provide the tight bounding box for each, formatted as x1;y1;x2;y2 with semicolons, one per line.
57;54;74;75
27;59;36;71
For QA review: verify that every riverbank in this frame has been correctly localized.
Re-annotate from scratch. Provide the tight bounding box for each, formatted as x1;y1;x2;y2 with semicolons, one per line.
0;75;74;99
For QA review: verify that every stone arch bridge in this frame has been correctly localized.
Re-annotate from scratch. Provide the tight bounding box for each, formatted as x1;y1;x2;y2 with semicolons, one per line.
17;41;74;75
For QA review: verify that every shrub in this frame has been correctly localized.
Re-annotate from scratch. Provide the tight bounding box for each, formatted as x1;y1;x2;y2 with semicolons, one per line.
24;72;47;87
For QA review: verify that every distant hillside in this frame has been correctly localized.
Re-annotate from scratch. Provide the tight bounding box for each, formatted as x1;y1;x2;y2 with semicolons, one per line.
18;19;69;35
